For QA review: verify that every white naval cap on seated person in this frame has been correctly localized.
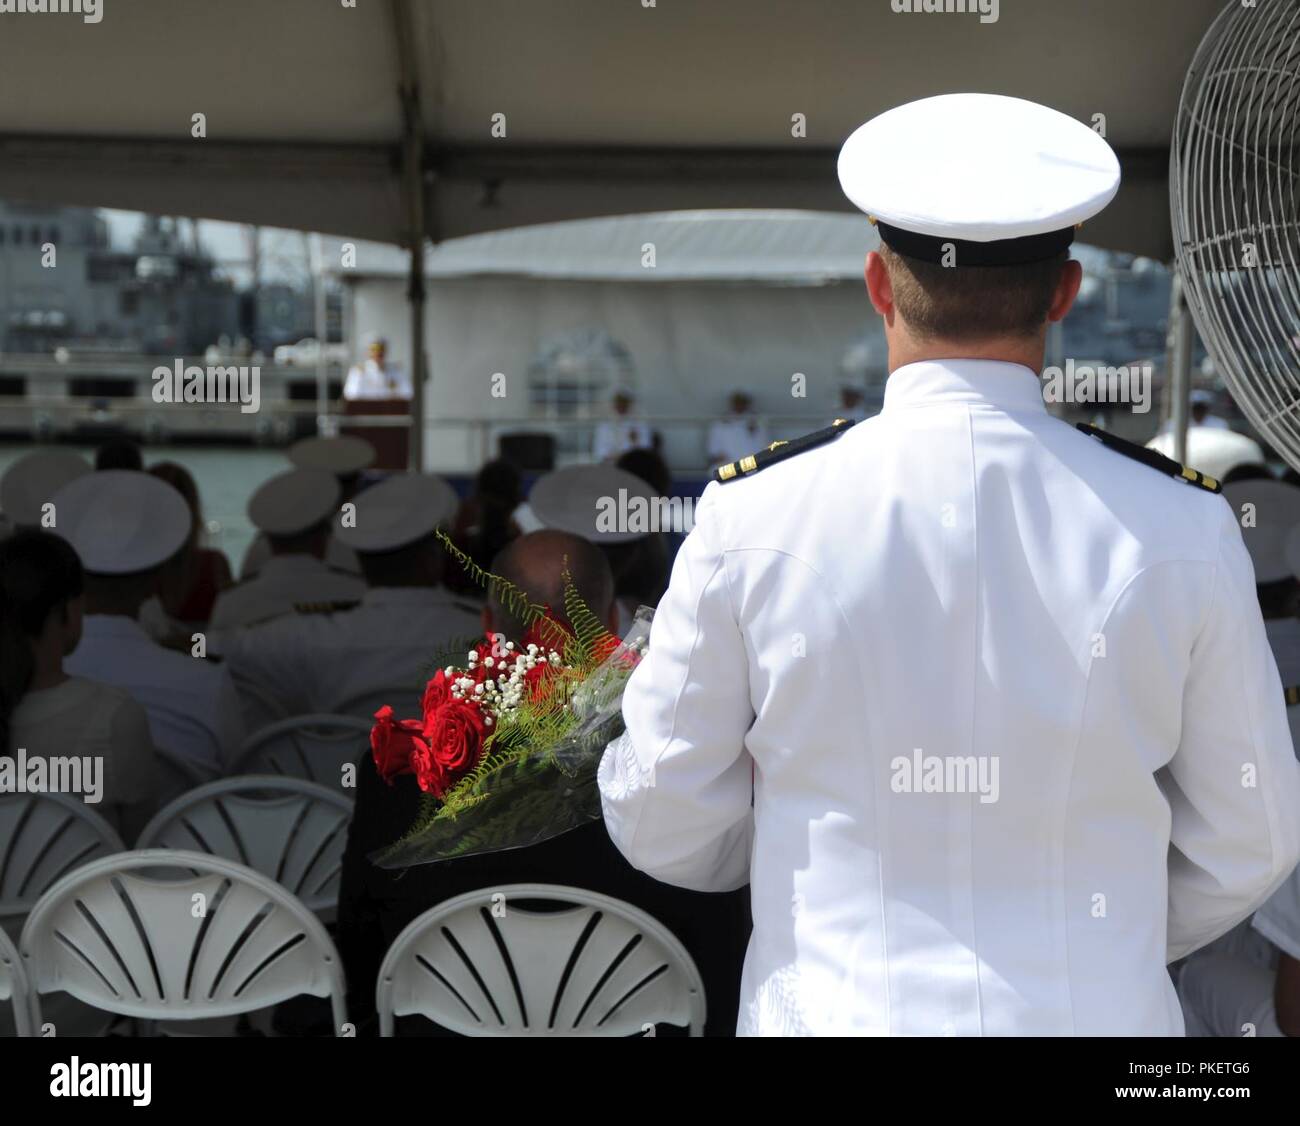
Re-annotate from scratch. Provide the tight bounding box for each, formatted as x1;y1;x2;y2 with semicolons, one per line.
248;468;341;536
334;472;459;554
287;434;376;476
1222;479;1300;585
837;92;1121;265
0;449;92;528
528;464;659;545
51;469;190;574
1147;426;1266;485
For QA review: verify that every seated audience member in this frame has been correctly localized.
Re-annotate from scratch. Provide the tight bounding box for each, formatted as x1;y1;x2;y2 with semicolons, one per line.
239;436;373;579
142;461;233;630
218;473;481;718
528;463;671;635
93;437;143;472
208;468;363;631
618;445;685;574
0;449;91;530
336;529;751;1036
1180;864;1300;1037
445;458;522;594
57;471;245;775
1;530;159;840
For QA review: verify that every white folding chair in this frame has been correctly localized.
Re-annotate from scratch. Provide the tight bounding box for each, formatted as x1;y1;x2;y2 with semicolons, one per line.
232;714;372;792
20;850;347;1034
0;926;33;1037
0;790;126;939
135;777;353;920
376;883;706;1037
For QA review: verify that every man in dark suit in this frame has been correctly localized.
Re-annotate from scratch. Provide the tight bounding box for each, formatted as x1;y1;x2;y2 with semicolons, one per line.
336;529;750;1035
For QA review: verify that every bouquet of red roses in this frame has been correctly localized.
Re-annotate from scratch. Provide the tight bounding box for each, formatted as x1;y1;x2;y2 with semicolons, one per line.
369;623;571;800
367;536;651;868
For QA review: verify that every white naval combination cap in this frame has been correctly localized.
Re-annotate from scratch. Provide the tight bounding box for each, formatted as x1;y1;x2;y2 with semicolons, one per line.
1222;479;1300;584
837;93;1121;266
51;469;191;575
287;435;376;476
334;472;458;554
1147;426;1266;484
528;464;659;545
248;468;341;536
0;449;91;527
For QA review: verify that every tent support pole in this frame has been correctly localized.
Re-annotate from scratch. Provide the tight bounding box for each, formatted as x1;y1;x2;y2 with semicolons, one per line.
1169;270;1193;465
391;0;427;471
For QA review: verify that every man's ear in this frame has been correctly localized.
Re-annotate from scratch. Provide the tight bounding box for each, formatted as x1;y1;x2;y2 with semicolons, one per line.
481;606;494;636
1047;259;1084;323
865;251;895;321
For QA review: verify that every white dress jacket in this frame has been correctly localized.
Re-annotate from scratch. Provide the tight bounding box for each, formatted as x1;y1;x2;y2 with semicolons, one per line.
599;359;1300;1036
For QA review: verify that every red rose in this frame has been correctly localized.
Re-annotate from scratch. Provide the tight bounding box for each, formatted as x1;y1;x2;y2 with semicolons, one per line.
523;659;553;701
421;669;452;724
521;617;568;653
409;740;450;796
370;705;431;785
423;699;488;796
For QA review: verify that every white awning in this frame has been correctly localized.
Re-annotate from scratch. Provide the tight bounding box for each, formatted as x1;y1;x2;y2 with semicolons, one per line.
0;0;1226;259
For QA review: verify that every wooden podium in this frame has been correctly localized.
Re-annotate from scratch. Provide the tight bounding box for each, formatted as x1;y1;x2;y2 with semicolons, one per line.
341;398;411;470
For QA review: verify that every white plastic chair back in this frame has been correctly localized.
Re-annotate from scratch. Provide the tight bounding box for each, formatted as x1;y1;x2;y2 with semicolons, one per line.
0;790;126;939
135;777;352;919
233;714;371;792
376;884;705;1036
0;926;33;1037
19;850;347;1031
337;684;421;722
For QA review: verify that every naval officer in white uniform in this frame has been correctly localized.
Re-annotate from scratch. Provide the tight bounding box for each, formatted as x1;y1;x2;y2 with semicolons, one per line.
56;470;245;775
0;449;91;530
219;473;481;719
238;436;373;580
598;93;1300;1036
209;468;364;631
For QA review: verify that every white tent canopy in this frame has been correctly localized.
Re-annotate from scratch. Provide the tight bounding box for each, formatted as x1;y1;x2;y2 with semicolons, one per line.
329;209;880;284
0;0;1224;259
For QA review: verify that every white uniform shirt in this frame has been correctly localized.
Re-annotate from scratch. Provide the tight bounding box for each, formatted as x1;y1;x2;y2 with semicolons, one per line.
209;554;366;631
343;358;412;400
65;615;246;775
240;531;361;580
707;416;769;466
9;677;160;837
599;358;1300;1036
221;586;482;719
593;418;654;461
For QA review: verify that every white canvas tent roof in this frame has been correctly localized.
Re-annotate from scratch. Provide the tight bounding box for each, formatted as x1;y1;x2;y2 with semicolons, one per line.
329;210;882;284
0;0;1225;259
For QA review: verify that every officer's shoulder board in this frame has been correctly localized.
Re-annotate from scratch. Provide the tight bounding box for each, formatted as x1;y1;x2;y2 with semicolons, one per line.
1075;423;1221;494
293;599;361;615
715;418;857;484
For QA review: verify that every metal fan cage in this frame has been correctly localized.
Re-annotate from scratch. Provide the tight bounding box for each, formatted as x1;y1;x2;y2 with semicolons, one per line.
1171;0;1300;469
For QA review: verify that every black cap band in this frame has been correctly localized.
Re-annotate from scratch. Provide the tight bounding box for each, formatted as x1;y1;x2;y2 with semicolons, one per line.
877;222;1076;267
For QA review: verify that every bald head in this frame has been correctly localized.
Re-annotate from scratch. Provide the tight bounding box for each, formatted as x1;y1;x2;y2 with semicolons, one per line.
485;530;616;641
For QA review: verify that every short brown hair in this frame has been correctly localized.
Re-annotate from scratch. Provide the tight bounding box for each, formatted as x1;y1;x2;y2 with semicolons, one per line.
880;244;1068;342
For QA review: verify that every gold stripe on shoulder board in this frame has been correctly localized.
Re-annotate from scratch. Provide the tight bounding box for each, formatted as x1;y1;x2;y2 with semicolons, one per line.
714;417;858;484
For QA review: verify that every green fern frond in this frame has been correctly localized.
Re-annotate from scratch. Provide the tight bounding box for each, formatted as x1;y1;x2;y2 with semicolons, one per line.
435;530;568;650
561;564;617;670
